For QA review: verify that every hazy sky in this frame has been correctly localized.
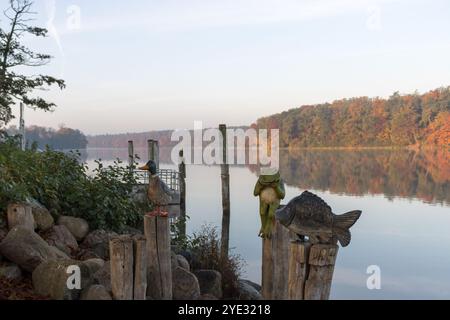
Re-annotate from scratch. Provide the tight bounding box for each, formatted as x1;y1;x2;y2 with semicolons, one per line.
6;0;450;134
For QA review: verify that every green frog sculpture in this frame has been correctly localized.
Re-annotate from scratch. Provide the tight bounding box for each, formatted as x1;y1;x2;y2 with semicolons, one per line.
254;168;286;239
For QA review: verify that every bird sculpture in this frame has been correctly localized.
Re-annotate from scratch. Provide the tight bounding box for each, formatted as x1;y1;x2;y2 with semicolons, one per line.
139;160;176;217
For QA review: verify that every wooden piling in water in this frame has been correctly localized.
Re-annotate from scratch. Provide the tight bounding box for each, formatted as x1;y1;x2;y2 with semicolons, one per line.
219;124;231;263
144;215;172;300
178;150;187;238
128;140;134;173
148;139;160;170
110;235;134;300
288;241;338;300
261;220;290;299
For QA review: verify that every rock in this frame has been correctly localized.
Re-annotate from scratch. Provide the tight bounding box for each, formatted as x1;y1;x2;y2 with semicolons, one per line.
194;270;223;299
7;203;35;231
77;249;101;261
238;279;262;300
240;279;261;292
176;255;190;271
31;203;54;231
121;226;142;236
0;263;22;281
0;228;7;243
199;294;219;300
57;216;89;241
93;261;111;293
80;230;117;260
0;226;60;272
49;246;70;259
43;225;78;256
83;258;105;274
171;251;179;270
172;266;200;300
80;285;112;300
32;259;93;300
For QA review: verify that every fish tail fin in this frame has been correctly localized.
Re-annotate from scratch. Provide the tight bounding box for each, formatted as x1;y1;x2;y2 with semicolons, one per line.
334;210;362;247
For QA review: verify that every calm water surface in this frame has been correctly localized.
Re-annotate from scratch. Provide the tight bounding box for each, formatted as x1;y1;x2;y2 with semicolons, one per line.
78;148;450;300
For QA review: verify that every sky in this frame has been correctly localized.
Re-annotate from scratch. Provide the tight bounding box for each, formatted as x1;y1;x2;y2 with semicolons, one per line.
4;0;450;135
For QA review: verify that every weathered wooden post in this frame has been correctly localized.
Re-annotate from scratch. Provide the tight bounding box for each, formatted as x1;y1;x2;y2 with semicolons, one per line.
178;149;187;238
288;242;338;300
110;235;134;300
148;139;160;170
219;124;231;262
133;235;148;300
144;215;172;300
261;220;290;299
128;140;134;174
19;102;26;151
7;203;34;231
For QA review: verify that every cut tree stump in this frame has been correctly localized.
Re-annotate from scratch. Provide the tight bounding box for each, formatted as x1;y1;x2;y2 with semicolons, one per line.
288;241;339;300
110;235;134;300
144;215;172;300
7;203;34;231
261;220;290;300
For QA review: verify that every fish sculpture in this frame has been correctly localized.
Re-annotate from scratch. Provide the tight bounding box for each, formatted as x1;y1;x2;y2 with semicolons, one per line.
276;191;362;247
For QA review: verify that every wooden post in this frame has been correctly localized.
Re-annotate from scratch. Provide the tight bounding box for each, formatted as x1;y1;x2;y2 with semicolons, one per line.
148;139;160;170
219;124;231;263
261;220;290;299
133;235;148;300
288;241;338;300
19;102;25;151
128;140;134;174
178;150;187;238
7;203;34;231
110;236;134;300
144;215;172;300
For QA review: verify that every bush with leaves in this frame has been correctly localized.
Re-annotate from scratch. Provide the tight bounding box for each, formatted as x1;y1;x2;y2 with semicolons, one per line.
173;224;246;299
0;138;148;232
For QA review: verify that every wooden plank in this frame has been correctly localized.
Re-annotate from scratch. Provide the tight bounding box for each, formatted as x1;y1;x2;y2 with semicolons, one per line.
157;216;172;300
178;150;187;238
109;235;134;300
148;139;159;170
133;235;147;300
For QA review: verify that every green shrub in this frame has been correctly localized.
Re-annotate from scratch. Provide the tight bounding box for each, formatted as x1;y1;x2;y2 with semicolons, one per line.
0;137;148;232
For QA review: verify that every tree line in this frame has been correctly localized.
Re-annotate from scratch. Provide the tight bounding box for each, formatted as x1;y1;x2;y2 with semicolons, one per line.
7;125;87;149
255;87;450;148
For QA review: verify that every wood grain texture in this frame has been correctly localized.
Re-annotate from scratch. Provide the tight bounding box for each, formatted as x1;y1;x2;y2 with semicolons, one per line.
133;235;147;300
110;235;134;300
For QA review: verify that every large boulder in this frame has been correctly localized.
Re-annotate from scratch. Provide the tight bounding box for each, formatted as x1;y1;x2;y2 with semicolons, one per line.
0;226;60;272
177;255;190;271
83;258;105;274
172;266;200;300
30;202;54;232
57;216;89;241
238;279;262;300
43;225;79;256
93;261;111;293
194;270;223;299
80;230;117;260
80;285;112;300
32;259;93;300
0;262;22;281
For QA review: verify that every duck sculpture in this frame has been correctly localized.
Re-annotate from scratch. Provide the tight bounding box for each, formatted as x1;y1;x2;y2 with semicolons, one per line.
139;160;176;217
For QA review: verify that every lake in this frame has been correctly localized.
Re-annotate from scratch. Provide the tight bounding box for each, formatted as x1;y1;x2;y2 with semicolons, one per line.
78;147;450;300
